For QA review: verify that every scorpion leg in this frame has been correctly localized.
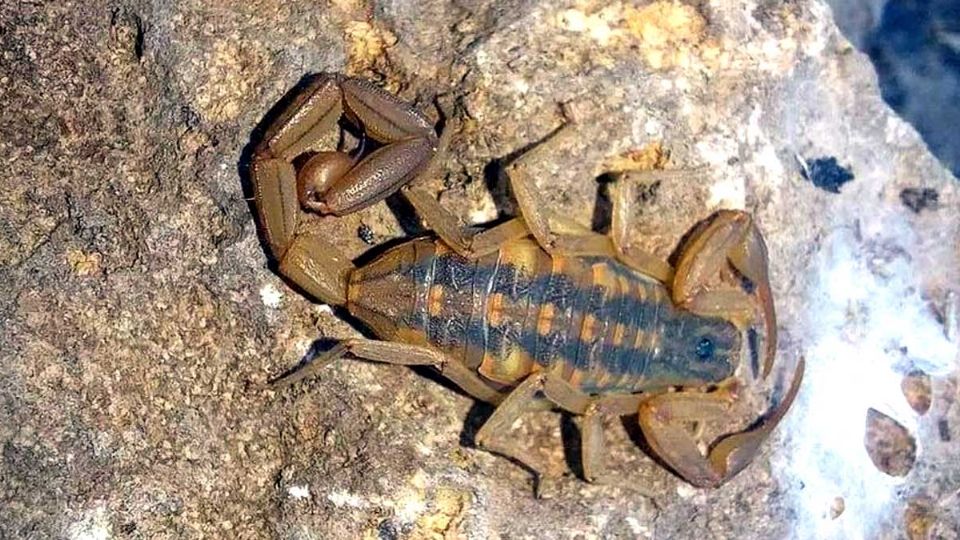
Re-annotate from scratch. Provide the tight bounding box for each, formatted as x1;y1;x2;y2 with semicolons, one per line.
608;170;692;283
581;405;606;482
271;338;505;404
504;121;674;283
398;114;532;259
478;371;643;486
402;186;530;258
475;374;558;490
504;126;619;259
543;374;641;483
272;338;439;387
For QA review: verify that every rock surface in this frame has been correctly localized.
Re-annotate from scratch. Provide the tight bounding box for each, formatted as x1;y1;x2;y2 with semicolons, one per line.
1;1;957;538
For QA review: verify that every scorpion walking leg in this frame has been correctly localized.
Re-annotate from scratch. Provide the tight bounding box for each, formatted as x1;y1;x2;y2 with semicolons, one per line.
504;124;621;258
402;186;530;259
399;115;531;259
504;120;674;280
541;374;605;480
475;374;557;488
608;170;698;283
580;405;606;482
271;338;504;404
543;374;643;482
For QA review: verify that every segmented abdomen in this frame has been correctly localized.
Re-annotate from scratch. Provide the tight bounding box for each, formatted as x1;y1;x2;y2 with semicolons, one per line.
348;237;672;395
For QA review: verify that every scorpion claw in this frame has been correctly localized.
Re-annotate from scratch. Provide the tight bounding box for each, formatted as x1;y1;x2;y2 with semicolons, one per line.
637;210;797;487
707;355;804;481
639;356;803;486
672;210;777;378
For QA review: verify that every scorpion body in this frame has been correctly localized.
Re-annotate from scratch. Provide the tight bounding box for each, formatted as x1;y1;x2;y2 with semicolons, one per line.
351;237;738;395
253;74;802;489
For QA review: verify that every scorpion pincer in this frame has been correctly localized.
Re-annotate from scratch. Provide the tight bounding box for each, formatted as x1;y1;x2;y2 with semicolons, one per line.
251;73;804;489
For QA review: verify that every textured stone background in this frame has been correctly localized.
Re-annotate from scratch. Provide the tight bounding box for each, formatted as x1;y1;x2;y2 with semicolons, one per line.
1;1;958;539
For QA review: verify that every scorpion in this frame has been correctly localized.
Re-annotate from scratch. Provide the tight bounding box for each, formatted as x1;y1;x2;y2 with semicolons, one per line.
251;74;804;489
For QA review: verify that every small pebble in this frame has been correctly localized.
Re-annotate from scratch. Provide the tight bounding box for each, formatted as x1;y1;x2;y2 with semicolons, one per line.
864;408;916;477
905;497;937;540
899;187;939;213
901;370;932;415
798;156;854;193
358;223;376;245
829;496;845;519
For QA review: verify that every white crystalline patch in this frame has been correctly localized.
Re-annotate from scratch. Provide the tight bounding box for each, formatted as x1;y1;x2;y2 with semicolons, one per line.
624;516;646;536
799;1;830;59
675;482;699;499
287;485;310;500
884;114;916;147
780;208;957;539
327;490;367;509
694;132;739;168
558;9;588;32
644;118;663;136
556;9;617;46
589;513;610;530
396;496;428;524
66;507;111;540
511;77;530;95
738;104;786;190
707;177;745;209
260;282;283;309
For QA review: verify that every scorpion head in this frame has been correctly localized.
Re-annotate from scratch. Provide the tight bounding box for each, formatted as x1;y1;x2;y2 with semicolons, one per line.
646;315;741;388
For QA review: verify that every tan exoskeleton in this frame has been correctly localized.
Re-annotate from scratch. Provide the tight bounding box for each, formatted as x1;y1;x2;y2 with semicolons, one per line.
252;73;803;490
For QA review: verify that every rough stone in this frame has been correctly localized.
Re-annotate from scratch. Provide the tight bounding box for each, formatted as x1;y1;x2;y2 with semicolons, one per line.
2;1;958;538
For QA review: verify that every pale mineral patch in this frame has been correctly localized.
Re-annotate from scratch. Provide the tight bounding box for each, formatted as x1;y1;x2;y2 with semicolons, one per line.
259;283;284;309
287;484;311;500
193;40;266;122
66;507;111;540
326;490;368;509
